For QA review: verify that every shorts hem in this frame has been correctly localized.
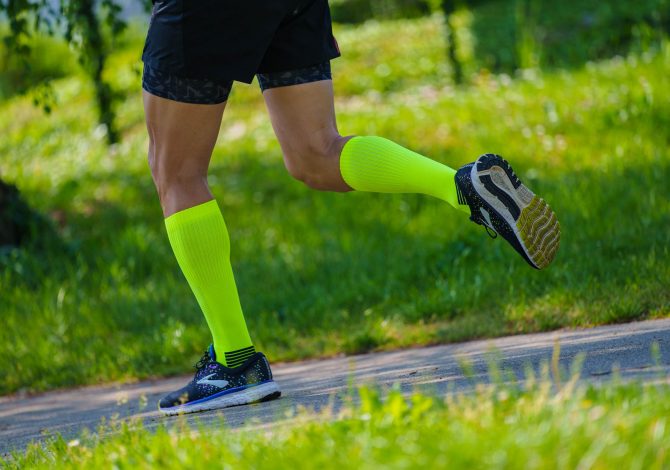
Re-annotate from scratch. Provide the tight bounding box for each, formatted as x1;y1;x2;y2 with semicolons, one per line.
257;60;333;91
259;76;331;92
141;84;228;105
255;51;341;76
141;62;231;105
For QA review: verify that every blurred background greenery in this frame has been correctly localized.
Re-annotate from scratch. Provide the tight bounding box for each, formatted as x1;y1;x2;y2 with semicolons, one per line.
0;0;668;395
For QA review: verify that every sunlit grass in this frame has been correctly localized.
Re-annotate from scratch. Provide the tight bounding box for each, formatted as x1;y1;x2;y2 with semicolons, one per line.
0;16;669;394
4;376;670;469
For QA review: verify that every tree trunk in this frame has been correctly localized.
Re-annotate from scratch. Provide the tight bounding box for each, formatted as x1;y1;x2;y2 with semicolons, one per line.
442;0;463;85
73;0;120;144
0;178;31;247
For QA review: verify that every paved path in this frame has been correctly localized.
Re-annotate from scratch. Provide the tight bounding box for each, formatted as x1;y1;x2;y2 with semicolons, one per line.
2;319;669;456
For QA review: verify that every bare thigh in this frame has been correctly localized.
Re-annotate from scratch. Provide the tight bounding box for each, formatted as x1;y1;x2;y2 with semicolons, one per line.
262;80;352;191
143;90;226;217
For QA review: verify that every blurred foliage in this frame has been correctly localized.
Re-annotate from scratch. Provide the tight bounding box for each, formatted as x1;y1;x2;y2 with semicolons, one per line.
330;16;454;94
0;0;668;394
1;0;667;125
473;0;669;72
0;30;76;100
332;0;668;74
62;0;127;143
330;0;433;23
0;0;133;143
0;12;669;393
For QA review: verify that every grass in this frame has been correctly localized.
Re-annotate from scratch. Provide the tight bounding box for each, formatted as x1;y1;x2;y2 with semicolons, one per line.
0;15;669;394
4;375;670;468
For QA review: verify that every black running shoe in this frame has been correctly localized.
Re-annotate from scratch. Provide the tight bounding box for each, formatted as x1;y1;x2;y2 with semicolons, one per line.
158;345;281;416
455;154;560;269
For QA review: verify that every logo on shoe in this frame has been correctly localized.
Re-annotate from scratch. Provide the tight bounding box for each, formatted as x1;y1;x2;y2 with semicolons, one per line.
196;374;229;389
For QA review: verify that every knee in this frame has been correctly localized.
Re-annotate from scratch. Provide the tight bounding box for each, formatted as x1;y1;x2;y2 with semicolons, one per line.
147;147;204;203
283;135;344;191
283;157;310;185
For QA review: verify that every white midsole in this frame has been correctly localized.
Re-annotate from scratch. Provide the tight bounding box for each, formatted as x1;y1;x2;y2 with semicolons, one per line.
470;163;536;262
159;381;280;416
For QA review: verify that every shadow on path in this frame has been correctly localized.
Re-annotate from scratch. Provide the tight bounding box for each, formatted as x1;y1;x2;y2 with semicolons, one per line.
1;318;669;456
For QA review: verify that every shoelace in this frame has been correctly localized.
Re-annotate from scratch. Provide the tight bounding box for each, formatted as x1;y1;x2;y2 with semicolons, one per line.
470;215;498;239
195;350;212;370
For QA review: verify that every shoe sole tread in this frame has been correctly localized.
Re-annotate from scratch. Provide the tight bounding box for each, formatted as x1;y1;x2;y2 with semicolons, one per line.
471;155;560;269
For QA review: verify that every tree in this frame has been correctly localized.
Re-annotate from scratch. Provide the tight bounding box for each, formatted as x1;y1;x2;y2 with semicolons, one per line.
441;0;464;84
0;0;132;248
1;0;130;145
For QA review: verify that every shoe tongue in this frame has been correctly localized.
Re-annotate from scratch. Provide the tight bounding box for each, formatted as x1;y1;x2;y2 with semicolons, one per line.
208;344;217;362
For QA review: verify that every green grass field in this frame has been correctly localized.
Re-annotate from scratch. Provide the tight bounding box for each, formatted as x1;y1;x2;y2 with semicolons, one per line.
5;375;670;468
1;16;669;395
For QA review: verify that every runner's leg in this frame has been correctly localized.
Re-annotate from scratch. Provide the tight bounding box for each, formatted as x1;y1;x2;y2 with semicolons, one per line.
144;90;256;367
261;67;559;269
262;77;470;213
144;92;223;217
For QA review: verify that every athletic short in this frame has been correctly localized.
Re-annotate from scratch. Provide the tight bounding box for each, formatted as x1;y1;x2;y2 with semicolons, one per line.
142;61;333;104
141;0;340;104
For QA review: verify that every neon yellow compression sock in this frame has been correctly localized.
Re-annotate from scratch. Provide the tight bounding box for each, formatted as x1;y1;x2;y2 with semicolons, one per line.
165;199;255;368
340;136;470;215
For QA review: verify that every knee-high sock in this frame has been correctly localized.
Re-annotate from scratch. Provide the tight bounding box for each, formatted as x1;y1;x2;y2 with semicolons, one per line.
340;136;470;214
165;199;255;368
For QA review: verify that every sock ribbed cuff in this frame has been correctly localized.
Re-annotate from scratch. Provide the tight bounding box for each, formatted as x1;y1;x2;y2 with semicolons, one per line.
339;136;462;209
165;199;219;228
224;345;256;368
340;136;425;193
164;199;254;366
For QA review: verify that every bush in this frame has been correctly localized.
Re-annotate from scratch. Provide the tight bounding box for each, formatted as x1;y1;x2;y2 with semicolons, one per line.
0;33;77;100
326;0;669;74
330;0;432;23
472;0;669;72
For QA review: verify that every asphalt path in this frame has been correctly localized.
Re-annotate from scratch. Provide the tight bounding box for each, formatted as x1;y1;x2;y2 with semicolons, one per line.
2;319;669;456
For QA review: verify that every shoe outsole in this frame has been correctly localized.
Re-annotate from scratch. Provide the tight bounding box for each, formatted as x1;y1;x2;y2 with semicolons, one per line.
472;154;560;269
159;380;281;416
517;196;560;269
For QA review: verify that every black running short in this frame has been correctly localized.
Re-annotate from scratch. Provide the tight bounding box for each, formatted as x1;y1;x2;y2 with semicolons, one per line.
142;61;333;104
141;0;340;103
